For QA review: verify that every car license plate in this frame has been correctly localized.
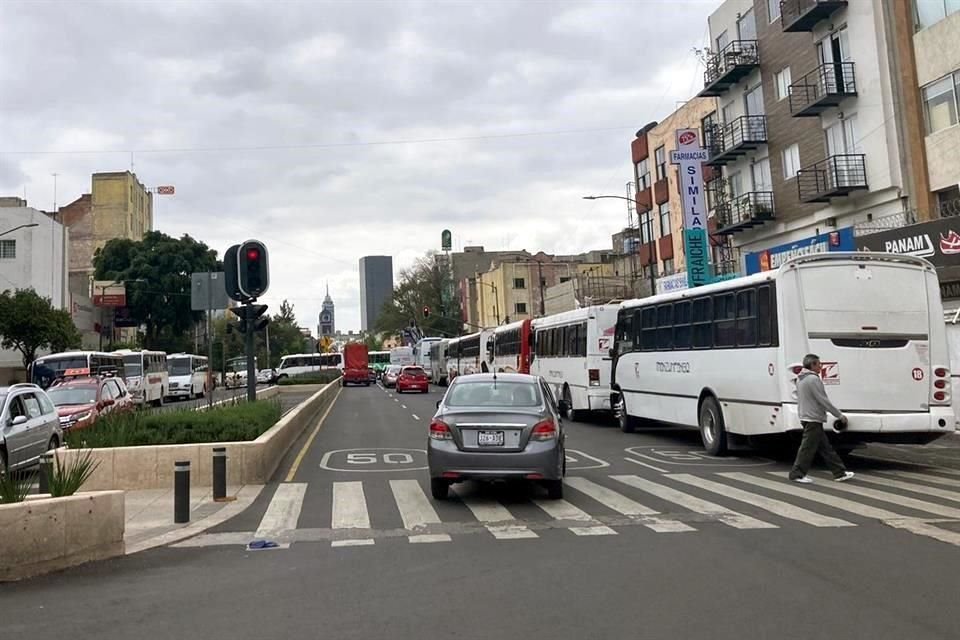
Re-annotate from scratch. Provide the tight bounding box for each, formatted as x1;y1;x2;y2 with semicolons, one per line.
478;431;504;447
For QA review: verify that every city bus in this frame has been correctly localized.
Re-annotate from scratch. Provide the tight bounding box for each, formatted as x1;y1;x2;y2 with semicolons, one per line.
530;306;619;421
428;340;450;386
488;319;533;374
369;351;391;376
114;349;168;406
414;337;444;380
610;253;956;455
30;351;125;388
165;354;209;400
390;346;415;367
224;355;257;389
275;353;343;381
445;330;493;380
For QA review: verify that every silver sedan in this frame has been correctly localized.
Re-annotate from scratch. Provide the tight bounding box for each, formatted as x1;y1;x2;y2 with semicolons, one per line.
427;373;567;500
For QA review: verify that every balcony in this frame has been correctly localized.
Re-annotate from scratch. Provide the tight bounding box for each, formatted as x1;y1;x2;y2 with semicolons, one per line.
698;40;760;98
797;154;867;203
704;115;768;166
781;0;848;33
789;62;857;117
715;192;776;235
635;187;652;213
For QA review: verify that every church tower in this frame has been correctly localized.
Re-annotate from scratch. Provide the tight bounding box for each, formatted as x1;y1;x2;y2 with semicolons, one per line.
319;283;335;337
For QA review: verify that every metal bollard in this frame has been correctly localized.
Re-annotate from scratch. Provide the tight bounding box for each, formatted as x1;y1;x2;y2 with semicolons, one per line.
174;461;191;524
212;447;227;501
38;452;53;494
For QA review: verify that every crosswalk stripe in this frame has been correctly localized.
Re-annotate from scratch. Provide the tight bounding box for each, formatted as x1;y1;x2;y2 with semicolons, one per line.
332;481;374;547
721;472;903;520
882;470;960;489
451;486;538;540
794;472;960;518
255;483;307;541
856;473;960;504
564;477;694;533
669;474;854;528
611;475;777;530
533;498;618;536
389;479;451;543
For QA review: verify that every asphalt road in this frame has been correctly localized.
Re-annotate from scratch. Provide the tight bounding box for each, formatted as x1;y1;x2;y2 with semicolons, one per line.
7;382;960;639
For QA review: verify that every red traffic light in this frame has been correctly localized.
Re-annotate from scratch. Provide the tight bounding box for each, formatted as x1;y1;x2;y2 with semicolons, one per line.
246;248;260;260
423;306;431;318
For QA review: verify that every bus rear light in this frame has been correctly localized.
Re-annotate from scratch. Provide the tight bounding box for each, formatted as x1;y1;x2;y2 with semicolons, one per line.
791;365;803;375
935;379;947;389
588;369;600;386
934;391;947;402
935;367;949;378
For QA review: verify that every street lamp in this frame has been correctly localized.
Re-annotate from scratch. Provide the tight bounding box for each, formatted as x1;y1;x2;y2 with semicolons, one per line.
0;223;39;238
583;195;657;297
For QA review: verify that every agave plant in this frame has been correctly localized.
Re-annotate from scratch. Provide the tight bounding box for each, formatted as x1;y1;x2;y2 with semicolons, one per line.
49;449;101;498
0;469;33;504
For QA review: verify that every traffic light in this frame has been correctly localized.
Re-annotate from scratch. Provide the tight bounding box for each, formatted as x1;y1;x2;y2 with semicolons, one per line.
423;305;431;318
224;244;243;301
229;304;268;333
237;240;269;300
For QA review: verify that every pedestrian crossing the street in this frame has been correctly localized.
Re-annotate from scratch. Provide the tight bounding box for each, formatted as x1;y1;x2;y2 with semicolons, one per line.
174;467;960;550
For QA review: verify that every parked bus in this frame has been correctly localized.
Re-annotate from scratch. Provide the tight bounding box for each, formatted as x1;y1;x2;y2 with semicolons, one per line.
114;349;168;406
369;351;391;376
413;337;444;380
275;353;343;381
445;330;493;380
530;306;619;421
429;340;450;386
166;354;209;400
390;346;415;367
30;351;125;388
611;253;956;455
224;355;257;389
488;319;534;374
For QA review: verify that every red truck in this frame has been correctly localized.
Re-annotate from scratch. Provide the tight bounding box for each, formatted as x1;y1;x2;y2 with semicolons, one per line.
342;343;371;387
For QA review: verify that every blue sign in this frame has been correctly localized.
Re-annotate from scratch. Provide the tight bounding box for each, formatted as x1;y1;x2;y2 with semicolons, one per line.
744;227;855;275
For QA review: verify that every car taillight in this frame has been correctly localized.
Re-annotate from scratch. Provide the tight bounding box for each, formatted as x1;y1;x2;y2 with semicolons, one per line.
933;367;951;405
531;419;557;441
588;369;600;387
429;419;452;440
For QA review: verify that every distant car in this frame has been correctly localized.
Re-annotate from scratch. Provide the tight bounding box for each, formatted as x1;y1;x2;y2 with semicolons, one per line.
396;366;429;394
0;383;63;473
427;373;567;501
383;365;402;388
46;376;134;432
368;367;377;382
257;369;276;385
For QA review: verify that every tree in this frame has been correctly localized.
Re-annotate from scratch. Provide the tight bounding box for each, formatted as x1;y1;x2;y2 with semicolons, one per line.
375;252;462;339
264;299;308;368
0;289;81;369
363;333;384;351
93;231;219;352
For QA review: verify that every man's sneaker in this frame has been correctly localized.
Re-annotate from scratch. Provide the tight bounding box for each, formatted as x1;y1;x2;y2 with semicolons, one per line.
791;475;814;484
834;471;855;482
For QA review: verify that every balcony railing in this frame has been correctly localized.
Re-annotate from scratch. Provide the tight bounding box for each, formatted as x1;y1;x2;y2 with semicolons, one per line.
705;115;768;166
715;192;776;235
789;62;857;116
781;0;848;33
797;154;867;203
698;40;760;98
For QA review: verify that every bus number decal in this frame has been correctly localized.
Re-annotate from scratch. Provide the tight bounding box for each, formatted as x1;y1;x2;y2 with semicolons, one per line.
820;362;840;385
656;361;691;374
912;367;924;381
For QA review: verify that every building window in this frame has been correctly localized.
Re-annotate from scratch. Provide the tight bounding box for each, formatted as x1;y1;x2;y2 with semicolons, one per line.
513;277;526;289
768;0;781;22
640;210;654;243
782;144;801;179
560;276;571;283
655;146;667;180
915;0;960;31
715;30;729;51
662;258;675;276
540;278;547;288
938;185;960;217
0;239;14;259
514;302;527;315
775;67;792;101
752;157;773;192
659;202;671;236
737;8;756;41
923;74;959;134
637;158;651;191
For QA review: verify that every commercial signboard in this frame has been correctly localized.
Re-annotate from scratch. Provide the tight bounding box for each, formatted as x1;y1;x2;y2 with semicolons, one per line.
744;227;855;275
655;272;689;295
92;281;126;307
670;129;710;288
856;216;960;268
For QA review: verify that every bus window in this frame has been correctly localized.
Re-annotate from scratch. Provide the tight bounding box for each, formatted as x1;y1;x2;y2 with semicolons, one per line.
736;289;757;347
713;293;736;348
674;301;692;350
656;305;674;351
640;308;657;352
692;297;712;349
758;285;773;346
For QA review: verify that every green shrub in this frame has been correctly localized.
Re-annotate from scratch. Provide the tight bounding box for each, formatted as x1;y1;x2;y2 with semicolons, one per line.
65;398;283;449
49;449;100;497
276;371;341;386
0;470;32;503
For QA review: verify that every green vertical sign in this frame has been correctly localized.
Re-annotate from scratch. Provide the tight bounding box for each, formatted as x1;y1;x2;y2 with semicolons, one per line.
441;229;452;251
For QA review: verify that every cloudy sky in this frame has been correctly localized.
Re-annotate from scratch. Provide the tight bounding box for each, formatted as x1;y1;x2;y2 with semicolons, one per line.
0;0;720;332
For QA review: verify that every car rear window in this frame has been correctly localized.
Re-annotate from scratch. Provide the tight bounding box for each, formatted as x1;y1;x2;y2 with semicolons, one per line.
403;367;426;375
445;381;541;407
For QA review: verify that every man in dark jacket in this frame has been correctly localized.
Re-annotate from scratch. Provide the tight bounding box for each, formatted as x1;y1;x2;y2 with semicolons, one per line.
790;353;855;484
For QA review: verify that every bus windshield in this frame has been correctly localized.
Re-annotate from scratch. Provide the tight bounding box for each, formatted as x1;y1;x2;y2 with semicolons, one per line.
167;359;192;376
122;356;142;377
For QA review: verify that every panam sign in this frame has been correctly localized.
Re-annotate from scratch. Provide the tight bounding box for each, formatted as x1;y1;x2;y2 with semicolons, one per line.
857;216;960;268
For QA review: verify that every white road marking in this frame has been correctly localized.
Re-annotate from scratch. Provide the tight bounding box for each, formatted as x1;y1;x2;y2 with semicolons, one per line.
452;486;538;539
856;473;960;504
564;476;693;533
669;474;853;528
401;405;407;409
883;470;960;489
254;483;307;543
411;414;420;420
394;399;399;403
794;472;960;519
389;479;451;543
533;498;617;536
611;475;777;530
332;539;376;548
884;519;960;547
624;457;668;473
332;481;374;547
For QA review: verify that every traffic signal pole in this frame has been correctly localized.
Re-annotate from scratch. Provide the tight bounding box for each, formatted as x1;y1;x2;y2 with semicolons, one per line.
245;309;256;402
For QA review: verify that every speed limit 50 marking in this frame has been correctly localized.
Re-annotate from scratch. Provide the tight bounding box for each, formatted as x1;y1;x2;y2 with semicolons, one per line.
319;448;428;472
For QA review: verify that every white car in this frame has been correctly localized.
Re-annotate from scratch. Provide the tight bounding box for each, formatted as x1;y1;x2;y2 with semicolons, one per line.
257;369;276;384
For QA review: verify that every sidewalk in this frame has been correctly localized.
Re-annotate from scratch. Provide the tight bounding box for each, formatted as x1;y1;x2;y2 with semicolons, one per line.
123;485;264;555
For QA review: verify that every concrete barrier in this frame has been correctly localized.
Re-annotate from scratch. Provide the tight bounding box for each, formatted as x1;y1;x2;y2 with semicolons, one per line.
0;491;125;582
54;380;340;491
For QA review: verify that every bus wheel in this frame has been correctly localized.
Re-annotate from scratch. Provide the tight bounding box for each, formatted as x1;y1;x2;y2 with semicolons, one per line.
699;396;727;456
616;394;638;433
562;386;582;422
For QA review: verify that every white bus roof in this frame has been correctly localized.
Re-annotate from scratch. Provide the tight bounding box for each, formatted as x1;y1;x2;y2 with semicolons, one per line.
36;350;120;358
532;305;621;329
113;349;166;355
446;332;480;344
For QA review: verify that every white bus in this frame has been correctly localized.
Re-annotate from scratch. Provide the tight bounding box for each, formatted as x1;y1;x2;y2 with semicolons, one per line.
390;346;415;367
531;305;620;421
413;337;444;380
445;330;493;380
611;253;955;455
429;340;450;386
115;349;168;406
369;350;391;376
275;353;342;381
31;351;125;388
166;354;209;400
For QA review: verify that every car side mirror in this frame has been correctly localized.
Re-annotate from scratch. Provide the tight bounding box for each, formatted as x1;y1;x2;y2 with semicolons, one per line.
11;415;27;427
104;398;116;407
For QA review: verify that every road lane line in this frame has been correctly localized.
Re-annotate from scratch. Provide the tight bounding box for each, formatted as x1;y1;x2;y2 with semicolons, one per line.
331;481;374;547
882;470;960;489
564;476;694;533
611;475;777;529
624;457;668;473
721;472;904;520
452;486;538;539
284;386;342;482
411;414;420;420
669;474;853;528
389;479;451;543
401;404;407;409
532;498;617;536
855;473;960;504
255;483;307;542
789;472;960;518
